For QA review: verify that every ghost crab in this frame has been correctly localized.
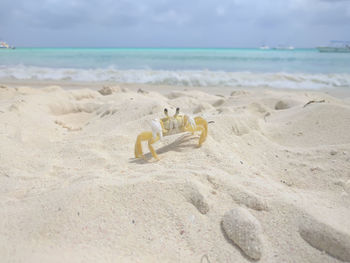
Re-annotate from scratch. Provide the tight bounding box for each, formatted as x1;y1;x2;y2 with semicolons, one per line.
134;108;208;160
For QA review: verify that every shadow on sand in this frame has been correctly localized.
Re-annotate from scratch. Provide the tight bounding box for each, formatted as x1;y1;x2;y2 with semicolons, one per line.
129;133;199;164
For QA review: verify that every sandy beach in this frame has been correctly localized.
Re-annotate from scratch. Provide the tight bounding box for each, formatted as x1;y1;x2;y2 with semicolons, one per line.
1;81;350;262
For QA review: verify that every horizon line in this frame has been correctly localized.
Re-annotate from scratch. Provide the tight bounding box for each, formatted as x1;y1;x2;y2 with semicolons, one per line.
9;46;316;49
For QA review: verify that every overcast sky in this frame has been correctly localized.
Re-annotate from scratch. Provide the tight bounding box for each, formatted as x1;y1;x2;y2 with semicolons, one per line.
0;0;350;48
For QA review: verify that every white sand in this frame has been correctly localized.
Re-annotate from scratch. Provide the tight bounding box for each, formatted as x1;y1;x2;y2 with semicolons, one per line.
0;82;350;262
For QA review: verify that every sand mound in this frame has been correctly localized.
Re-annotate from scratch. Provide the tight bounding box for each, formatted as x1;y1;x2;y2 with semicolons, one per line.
299;214;350;262
265;103;350;147
222;207;264;260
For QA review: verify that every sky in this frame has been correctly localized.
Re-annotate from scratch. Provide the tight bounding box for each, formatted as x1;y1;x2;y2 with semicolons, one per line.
0;0;350;48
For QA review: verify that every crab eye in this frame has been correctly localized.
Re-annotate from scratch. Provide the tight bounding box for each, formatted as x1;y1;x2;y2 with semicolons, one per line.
176;107;180;113
164;108;168;113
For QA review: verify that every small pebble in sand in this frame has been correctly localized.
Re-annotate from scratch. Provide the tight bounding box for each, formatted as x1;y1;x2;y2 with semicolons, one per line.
137;88;149;94
98;86;123;95
275;100;289;110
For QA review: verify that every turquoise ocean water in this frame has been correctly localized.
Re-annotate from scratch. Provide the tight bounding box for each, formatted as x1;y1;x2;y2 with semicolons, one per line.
1;48;350;89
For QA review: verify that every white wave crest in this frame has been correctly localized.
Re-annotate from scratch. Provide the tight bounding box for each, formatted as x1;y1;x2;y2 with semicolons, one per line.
0;65;350;89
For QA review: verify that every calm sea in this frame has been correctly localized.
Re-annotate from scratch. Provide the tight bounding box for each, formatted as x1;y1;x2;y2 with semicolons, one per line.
1;48;350;89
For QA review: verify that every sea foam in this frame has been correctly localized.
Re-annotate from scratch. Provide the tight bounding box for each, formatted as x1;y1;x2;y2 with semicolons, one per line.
0;65;349;89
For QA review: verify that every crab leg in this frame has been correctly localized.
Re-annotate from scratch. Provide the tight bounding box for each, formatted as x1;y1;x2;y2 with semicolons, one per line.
134;131;161;160
194;116;208;145
134;131;152;158
148;135;161;160
183;116;208;146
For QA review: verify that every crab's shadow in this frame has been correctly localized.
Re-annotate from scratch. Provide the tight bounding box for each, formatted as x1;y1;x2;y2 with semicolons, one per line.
129;133;199;164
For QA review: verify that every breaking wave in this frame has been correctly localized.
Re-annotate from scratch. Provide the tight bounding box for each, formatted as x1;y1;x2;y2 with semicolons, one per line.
1;65;350;89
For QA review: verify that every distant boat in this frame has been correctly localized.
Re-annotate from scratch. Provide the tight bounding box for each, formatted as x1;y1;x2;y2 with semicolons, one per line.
259;45;270;50
317;41;350;53
273;45;295;50
0;41;15;49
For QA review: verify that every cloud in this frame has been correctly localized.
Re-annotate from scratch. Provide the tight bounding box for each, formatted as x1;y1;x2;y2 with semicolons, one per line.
1;0;350;47
152;9;190;26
